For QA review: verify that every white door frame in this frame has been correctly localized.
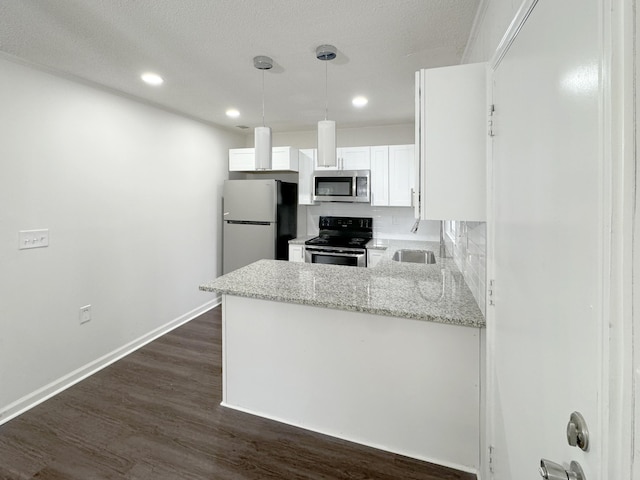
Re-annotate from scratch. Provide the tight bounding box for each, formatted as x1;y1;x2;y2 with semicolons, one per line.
483;0;635;478
631;1;640;477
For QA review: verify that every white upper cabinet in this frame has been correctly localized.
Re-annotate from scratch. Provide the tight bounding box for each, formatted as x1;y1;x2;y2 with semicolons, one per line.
229;146;299;172
371;145;414;207
314;146;371;171
388;145;415;207
371;146;390;206
415;62;487;221
298;149;316;205
228;148;255;171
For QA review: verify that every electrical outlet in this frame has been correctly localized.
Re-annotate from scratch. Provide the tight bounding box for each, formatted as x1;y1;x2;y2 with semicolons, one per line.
19;229;49;250
79;305;92;324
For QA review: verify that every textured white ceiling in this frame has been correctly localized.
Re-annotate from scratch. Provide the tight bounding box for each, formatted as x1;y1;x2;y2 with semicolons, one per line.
0;0;480;132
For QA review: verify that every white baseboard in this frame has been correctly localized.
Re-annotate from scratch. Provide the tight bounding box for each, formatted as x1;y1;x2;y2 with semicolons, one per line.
219;401;479;477
0;297;221;426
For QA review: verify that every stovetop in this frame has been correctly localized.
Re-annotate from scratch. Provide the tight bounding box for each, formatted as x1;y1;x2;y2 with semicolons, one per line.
305;216;373;249
305;235;371;248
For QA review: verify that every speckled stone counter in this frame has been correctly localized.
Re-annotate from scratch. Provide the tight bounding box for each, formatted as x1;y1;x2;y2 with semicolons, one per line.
287;235;316;245
200;240;484;328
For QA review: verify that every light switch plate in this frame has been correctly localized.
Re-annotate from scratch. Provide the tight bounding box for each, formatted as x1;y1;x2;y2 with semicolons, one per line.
19;229;49;250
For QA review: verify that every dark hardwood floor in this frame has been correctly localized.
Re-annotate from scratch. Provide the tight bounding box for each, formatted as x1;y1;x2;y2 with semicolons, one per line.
0;306;476;480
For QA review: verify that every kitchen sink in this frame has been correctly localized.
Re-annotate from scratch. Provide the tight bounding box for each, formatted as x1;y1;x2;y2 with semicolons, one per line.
391;249;437;264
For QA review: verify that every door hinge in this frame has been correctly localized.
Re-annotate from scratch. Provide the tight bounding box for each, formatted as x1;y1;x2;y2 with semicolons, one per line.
488;279;495;306
489;445;495;474
488;104;495;137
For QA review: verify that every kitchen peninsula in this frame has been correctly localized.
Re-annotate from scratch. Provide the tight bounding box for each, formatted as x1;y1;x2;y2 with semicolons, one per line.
200;240;484;473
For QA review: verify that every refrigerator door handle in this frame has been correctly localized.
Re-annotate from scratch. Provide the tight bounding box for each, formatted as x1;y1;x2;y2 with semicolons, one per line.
226;220;271;226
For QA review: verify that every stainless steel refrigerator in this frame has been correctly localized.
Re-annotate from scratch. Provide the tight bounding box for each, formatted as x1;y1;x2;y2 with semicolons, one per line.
222;179;297;274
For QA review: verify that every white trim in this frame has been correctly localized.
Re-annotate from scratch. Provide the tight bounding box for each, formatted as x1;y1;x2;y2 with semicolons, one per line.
631;0;640;477
0;297;221;426
604;0;636;478
490;0;540;70
219;401;479;477
600;0;615;477
484;66;496;480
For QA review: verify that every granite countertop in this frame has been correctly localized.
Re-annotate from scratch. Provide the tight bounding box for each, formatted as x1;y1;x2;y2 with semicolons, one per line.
288;235;316;245
200;240;485;328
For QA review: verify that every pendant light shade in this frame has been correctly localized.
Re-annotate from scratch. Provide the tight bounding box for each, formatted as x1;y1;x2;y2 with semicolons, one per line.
254;126;272;170
254;55;273;170
317;120;336;167
316;45;337;167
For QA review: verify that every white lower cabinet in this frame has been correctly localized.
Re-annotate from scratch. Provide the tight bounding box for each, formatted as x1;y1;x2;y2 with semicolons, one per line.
288;244;305;262
367;249;384;268
371;144;414;207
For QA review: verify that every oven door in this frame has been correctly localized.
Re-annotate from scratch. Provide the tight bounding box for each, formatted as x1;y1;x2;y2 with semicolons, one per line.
304;247;367;267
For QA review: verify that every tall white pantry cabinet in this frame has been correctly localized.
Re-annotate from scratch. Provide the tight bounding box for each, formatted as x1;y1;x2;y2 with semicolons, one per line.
414;62;487;221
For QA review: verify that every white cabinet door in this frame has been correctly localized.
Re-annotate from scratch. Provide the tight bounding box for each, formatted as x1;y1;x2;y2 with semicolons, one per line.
229;147;299;172
370;146;389;206
272;147;299;171
339;146;370;170
298;149;316;205
388;145;414;207
370;145;414;207
288;244;305;263
229;148;256;171
314;146;371;171
417;63;486;220
367;249;384;268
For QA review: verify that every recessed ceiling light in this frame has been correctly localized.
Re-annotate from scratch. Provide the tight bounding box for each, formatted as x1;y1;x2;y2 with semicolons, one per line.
141;72;164;86
352;96;368;107
226;108;240;118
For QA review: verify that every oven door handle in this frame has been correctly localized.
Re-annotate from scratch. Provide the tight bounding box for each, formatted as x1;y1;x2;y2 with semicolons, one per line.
306;248;365;256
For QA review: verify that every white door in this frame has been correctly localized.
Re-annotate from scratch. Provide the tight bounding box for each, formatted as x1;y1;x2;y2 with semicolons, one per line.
489;0;604;478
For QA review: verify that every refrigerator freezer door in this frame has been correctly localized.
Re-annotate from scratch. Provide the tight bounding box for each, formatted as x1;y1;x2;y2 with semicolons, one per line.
223;180;277;222
223;221;277;274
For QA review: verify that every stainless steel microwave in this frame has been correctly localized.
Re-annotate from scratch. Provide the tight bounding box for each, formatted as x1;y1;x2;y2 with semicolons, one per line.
312;170;370;203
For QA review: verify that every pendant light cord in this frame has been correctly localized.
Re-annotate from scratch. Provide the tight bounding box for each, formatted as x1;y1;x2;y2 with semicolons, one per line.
261;69;266;127
324;61;328;121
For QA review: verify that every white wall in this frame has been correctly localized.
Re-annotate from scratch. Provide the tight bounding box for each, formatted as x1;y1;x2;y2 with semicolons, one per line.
0;55;244;421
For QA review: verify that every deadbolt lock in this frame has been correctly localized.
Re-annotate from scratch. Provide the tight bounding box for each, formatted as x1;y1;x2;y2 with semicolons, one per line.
566;411;589;451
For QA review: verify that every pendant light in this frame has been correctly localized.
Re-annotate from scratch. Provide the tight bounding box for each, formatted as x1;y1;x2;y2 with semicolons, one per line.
254;55;273;170
316;45;337;168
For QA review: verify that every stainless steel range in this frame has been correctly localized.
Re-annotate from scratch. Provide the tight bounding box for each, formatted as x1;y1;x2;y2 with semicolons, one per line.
304;216;373;267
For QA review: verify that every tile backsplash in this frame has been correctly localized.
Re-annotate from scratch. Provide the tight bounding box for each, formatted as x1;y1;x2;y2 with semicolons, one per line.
445;221;487;316
304;204;441;241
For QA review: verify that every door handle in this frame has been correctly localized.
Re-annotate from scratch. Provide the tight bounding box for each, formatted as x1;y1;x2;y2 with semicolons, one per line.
539;459;586;480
